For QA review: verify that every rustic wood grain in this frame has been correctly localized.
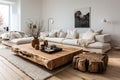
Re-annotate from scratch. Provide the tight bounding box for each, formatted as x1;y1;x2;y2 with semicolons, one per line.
12;43;82;70
73;52;108;73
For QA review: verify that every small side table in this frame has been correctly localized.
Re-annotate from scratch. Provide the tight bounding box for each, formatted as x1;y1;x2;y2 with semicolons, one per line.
73;52;108;73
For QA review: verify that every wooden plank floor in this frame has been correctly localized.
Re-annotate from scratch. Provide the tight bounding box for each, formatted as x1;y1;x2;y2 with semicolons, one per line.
0;56;32;80
48;50;120;80
0;50;120;80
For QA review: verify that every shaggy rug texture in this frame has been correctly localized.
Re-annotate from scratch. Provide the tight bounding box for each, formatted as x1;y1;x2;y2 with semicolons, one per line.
0;45;70;80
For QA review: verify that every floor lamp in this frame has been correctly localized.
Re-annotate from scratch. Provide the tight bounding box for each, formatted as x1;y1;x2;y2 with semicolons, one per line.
48;18;54;32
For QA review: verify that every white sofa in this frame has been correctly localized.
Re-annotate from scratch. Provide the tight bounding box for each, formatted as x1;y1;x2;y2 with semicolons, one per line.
1;37;42;46
43;34;111;53
0;30;111;53
0;31;41;46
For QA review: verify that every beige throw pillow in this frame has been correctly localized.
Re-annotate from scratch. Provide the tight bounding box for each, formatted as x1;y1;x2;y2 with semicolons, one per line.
66;29;77;39
81;29;96;43
90;29;103;35
48;29;62;37
53;29;62;37
10;32;22;40
48;31;57;37
94;29;103;35
40;32;49;39
59;31;67;38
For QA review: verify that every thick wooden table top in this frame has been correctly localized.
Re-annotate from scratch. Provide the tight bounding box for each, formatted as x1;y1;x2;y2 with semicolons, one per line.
12;44;81;60
12;43;82;70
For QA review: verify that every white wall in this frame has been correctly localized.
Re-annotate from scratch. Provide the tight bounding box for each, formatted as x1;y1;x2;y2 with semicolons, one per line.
42;0;120;46
21;0;42;34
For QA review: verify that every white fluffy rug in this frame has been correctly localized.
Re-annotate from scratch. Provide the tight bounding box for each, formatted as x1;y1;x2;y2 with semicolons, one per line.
0;45;70;80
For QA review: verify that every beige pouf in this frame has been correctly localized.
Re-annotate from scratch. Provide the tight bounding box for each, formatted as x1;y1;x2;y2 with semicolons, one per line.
73;52;108;73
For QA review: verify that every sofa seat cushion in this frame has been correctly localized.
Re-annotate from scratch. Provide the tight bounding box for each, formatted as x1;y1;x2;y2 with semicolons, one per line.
87;42;111;49
45;37;64;43
11;37;34;44
62;39;79;46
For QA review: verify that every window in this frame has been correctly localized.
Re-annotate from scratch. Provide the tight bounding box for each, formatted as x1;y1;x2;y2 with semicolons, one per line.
0;4;10;31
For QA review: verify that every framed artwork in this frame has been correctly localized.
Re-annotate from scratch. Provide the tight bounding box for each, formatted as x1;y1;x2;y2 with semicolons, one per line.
74;7;91;28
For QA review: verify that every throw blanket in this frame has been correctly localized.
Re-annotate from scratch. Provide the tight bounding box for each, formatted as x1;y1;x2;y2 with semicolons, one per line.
77;39;94;47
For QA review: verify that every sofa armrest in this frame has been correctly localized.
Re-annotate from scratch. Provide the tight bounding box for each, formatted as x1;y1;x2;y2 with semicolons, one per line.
95;34;111;43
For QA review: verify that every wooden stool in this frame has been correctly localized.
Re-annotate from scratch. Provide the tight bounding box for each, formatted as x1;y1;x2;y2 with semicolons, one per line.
73;52;108;73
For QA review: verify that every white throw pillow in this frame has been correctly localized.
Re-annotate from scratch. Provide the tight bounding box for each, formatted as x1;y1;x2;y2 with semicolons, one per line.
52;29;62;37
90;29;103;35
10;32;22;40
40;32;49;39
66;29;77;39
19;32;26;37
49;31;57;37
59;31;67;38
81;29;96;43
94;29;103;35
40;32;49;37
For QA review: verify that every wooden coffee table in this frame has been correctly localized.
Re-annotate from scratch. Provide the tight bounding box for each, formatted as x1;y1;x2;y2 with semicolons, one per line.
12;43;82;70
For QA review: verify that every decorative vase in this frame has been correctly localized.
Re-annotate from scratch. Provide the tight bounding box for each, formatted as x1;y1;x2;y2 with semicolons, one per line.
32;36;39;48
35;44;39;50
44;40;48;47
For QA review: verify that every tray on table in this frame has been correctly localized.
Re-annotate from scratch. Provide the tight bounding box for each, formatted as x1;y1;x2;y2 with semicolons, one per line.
40;47;62;53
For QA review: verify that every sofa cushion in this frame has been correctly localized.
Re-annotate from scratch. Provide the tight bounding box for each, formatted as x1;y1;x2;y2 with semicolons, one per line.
89;29;103;35
11;37;33;44
53;29;62;37
87;42;111;49
95;34;111;43
81;29;96;43
10;32;23;40
0;31;27;40
45;37;64;43
94;29;103;35
66;29;77;39
48;31;57;37
59;31;67;38
62;39;79;46
18;31;26;37
40;32;49;39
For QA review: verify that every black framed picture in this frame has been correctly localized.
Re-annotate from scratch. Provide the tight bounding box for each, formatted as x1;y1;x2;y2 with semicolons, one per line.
75;7;91;28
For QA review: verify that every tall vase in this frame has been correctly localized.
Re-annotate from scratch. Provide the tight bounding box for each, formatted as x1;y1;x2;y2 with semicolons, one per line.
32;36;39;48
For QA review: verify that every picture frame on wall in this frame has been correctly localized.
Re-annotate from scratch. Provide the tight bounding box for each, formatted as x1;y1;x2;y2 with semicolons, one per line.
74;7;91;28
